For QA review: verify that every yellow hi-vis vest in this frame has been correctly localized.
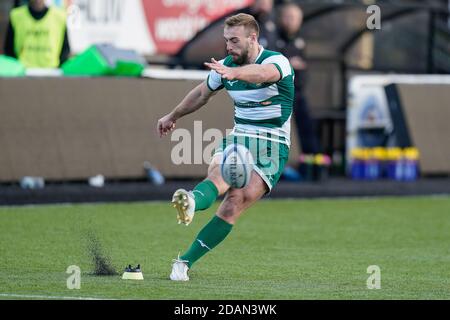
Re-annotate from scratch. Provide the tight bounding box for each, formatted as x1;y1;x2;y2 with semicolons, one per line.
10;5;67;68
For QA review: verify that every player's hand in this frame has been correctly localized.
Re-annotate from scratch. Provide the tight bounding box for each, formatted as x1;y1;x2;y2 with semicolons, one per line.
204;58;236;80
157;114;177;138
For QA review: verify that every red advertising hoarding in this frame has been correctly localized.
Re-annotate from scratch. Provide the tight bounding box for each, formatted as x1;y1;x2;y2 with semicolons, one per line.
141;0;253;54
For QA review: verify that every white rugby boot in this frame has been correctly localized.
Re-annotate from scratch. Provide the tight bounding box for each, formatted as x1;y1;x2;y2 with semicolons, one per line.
172;188;195;226
169;256;190;281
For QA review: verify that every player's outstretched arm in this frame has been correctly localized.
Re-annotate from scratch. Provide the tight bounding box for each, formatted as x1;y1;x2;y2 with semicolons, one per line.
157;81;217;138
204;58;281;84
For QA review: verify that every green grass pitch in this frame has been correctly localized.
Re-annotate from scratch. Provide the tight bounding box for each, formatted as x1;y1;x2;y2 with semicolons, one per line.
0;196;449;300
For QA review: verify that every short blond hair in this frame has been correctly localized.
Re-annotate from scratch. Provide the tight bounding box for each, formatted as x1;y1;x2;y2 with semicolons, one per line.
224;13;260;37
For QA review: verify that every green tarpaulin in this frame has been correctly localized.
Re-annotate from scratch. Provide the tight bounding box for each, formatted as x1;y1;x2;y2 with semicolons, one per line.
0;55;26;77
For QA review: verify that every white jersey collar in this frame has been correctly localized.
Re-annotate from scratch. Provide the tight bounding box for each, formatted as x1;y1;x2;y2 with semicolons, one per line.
253;45;264;63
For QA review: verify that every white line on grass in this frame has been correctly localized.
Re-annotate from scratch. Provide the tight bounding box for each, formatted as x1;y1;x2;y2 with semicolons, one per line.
260;193;450;202
0;200;169;209
0;293;115;300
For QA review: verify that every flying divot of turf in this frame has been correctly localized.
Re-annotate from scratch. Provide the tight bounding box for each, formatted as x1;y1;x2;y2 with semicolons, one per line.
86;231;118;276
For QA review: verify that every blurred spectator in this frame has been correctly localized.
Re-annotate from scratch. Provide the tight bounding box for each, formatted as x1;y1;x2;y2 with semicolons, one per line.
3;0;70;68
270;2;321;155
243;0;278;49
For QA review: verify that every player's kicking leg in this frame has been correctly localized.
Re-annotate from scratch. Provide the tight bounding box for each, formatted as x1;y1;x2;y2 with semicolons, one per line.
170;169;267;281
170;155;228;281
170;136;288;281
171;155;229;226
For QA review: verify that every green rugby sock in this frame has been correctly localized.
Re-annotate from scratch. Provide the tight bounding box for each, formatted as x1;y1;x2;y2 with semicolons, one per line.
180;215;233;268
192;179;219;211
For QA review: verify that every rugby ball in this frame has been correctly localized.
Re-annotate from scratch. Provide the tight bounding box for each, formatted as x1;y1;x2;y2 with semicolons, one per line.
221;144;254;188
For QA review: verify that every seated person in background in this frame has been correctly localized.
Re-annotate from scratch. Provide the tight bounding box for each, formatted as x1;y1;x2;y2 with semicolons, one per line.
269;3;324;155
3;0;70;68
269;3;331;180
243;0;278;49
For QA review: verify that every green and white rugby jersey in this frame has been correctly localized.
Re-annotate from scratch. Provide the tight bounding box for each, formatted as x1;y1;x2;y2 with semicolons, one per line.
206;46;295;147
